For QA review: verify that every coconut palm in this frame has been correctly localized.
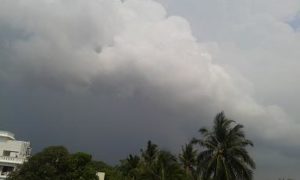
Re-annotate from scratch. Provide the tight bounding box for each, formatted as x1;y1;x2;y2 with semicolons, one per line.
119;154;140;180
193;112;255;180
179;143;198;179
139;141;161;180
139;141;184;180
156;150;184;180
141;141;159;166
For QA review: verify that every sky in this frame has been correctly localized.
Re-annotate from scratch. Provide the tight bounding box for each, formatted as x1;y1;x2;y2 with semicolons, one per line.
0;0;300;179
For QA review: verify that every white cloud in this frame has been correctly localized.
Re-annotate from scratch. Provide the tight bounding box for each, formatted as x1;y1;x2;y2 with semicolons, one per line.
1;0;299;143
155;0;300;178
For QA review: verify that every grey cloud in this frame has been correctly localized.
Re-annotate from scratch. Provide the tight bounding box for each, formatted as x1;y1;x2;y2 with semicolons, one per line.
1;0;300;179
157;0;300;179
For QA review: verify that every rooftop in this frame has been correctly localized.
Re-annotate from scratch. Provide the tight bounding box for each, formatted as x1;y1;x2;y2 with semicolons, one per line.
0;131;15;140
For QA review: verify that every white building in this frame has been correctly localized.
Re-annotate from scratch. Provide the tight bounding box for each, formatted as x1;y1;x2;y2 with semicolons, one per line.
97;172;105;180
0;131;31;179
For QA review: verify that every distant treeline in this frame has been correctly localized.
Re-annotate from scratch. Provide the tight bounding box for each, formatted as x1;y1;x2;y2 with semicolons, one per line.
8;112;255;180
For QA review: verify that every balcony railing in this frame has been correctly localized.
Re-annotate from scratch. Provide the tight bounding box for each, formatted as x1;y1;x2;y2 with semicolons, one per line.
0;171;10;176
0;156;26;164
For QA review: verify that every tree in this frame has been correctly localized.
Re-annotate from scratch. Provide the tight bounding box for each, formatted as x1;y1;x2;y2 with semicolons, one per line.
8;146;98;180
119;154;141;180
69;152;98;179
155;150;185;180
92;160;123;180
179;143;198;180
139;141;185;180
193;112;255;180
141;140;159;166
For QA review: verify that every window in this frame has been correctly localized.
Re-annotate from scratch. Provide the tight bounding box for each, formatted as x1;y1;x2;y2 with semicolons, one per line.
2;151;10;157
1;166;14;175
2;150;19;157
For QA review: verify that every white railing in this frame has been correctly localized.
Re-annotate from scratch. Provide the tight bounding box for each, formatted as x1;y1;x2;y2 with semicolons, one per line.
0;171;13;179
0;156;25;164
0;171;9;176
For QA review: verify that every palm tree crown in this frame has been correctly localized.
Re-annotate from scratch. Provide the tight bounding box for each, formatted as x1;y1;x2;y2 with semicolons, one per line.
119;154;140;180
139;141;184;180
179;143;197;179
141;141;159;166
193;112;255;180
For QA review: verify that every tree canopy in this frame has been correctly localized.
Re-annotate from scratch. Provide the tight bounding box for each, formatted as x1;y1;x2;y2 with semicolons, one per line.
8;112;255;180
193;112;255;180
8;146;98;180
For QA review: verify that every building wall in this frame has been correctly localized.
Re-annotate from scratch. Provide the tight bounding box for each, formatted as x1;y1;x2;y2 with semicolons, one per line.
0;140;30;158
0;132;31;179
97;172;105;180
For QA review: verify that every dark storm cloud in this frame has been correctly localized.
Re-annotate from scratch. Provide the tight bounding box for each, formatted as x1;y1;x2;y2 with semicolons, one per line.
1;0;300;179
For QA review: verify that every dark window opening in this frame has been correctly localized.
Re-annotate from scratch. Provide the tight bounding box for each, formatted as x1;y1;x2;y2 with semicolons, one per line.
1;166;14;175
2;151;10;157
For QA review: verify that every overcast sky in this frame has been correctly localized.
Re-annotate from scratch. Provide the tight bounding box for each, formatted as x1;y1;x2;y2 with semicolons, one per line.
0;0;300;179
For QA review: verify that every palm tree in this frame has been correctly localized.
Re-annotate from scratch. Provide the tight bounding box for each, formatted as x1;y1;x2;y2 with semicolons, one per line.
193;112;255;180
156;150;184;180
141;141;159;167
139;141;161;180
139;141;184;180
179;143;197;179
119;154;140;180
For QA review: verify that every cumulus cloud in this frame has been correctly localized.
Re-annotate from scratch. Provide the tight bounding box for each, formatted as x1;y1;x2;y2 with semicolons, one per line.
156;0;300;178
1;0;300;179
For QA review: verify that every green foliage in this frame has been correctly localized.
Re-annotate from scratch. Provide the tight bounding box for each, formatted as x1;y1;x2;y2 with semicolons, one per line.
118;141;187;180
193;112;255;180
119;154;140;180
179;143;198;180
141;141;159;166
8;146;98;180
7;112;255;180
93;160;125;180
